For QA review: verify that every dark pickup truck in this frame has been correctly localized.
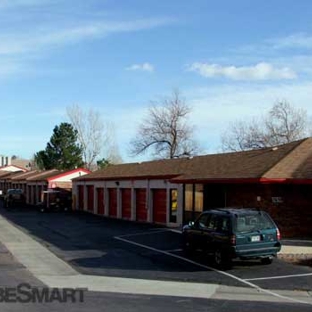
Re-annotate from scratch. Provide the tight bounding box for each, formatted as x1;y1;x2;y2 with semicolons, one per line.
4;189;25;207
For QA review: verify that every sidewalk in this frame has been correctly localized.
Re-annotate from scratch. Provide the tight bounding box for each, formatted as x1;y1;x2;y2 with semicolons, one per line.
0;214;311;305
278;239;312;264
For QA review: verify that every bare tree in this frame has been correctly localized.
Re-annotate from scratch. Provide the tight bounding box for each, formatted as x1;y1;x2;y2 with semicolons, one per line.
265;101;307;145
221;119;268;152
130;90;199;159
221;101;308;152
67;104;121;170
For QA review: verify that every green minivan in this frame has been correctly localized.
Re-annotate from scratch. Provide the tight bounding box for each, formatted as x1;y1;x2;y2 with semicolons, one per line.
182;208;281;269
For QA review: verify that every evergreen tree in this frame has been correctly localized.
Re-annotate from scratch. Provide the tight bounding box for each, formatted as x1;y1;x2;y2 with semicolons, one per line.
35;123;84;170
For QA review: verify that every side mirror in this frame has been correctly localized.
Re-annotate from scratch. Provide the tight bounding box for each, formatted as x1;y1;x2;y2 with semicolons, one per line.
188;221;195;227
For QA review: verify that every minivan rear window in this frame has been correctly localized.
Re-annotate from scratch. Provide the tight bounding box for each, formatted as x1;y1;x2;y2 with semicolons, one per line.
235;213;275;233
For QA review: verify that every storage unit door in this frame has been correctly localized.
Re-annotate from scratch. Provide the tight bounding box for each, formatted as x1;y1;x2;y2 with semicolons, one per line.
37;185;42;205
27;186;31;205
108;188;117;217
121;188;131;219
97;188;105;215
78;185;84;210
153;189;167;224
87;185;94;212
32;186;36;205
136;189;147;222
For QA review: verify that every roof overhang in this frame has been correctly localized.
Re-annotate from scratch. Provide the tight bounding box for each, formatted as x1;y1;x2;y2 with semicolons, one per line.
170;177;312;184
74;174;181;182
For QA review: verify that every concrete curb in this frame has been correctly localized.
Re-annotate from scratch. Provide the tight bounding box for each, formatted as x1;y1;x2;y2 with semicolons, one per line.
278;245;312;264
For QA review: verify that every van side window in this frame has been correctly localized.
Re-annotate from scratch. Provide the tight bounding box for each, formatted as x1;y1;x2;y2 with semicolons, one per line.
219;217;230;233
207;215;230;233
196;214;210;229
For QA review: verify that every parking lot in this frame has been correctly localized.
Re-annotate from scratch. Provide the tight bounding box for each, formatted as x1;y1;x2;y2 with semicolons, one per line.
0;202;311;293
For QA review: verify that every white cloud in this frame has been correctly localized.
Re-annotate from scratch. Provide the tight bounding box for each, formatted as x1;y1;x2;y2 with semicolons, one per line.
271;33;312;50
0;17;170;78
126;62;154;72
233;33;312;58
0;0;47;9
0;18;173;56
187;62;297;81
185;81;312;152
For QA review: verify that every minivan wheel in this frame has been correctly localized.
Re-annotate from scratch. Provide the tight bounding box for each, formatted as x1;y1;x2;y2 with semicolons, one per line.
182;238;193;257
213;249;232;270
261;257;273;265
214;249;222;266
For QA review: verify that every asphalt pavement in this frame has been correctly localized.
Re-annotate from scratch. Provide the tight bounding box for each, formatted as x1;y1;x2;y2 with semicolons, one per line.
0;202;311;311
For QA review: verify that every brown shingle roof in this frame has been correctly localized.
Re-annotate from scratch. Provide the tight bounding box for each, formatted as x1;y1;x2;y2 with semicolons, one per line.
76;158;187;181
264;138;312;179
26;169;60;182
0;171;17;179
9;170;39;181
173;139;306;182
75;138;312;183
11;159;31;170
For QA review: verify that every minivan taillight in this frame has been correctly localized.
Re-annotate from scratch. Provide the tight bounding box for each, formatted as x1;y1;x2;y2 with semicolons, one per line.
230;235;236;246
277;228;281;241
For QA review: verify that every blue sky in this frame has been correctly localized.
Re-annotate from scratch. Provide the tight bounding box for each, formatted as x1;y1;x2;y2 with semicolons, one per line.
1;0;312;162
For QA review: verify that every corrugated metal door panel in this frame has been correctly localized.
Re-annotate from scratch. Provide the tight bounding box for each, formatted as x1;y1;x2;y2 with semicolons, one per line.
87;185;94;212
78;185;84;210
121;188;131;219
37;185;42;205
108;188;117;217
97;188;104;215
136;189;147;222
153;189;167;224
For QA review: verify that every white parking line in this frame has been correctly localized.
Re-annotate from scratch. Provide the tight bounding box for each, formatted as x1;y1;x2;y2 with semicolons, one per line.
164;248;183;253
117;228;182;238
245;273;312;281
114;235;312;306
167;229;182;234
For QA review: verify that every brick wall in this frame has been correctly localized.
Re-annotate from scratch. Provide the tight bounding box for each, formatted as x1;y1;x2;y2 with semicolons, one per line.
204;183;312;238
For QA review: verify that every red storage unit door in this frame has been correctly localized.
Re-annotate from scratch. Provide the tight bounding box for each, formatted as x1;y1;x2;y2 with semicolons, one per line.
87;185;94;212
108;188;117;217
37;185;42;205
27;186;31;205
121;189;131;219
32;186;36;205
78;185;84;210
136;189;147;222
97;188;105;215
153;189;167;224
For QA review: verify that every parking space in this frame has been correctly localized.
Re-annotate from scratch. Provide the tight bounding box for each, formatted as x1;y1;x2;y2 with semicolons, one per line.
115;229;312;291
0;203;311;293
